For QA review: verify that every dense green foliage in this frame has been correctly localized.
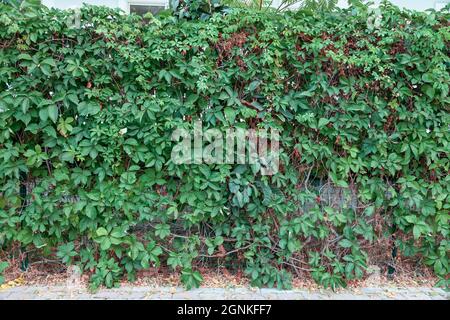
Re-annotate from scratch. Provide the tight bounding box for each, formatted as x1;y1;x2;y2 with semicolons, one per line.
0;1;449;290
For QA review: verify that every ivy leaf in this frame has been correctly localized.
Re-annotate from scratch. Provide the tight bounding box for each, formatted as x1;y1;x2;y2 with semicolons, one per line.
339;239;353;248
96;227;108;237
224;107;236;124
77;102;101;116
48;105;58;123
155;224;170;239
248;80;261;92
421;85;435;99
318;118;330;129
39;108;48;122
0;261;8;285
56;242;77;264
421;73;433;83
413;225;421;240
181;269;203;290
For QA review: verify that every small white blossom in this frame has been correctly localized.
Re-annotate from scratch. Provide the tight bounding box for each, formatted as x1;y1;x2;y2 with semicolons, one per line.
426;129;431;134
119;128;128;135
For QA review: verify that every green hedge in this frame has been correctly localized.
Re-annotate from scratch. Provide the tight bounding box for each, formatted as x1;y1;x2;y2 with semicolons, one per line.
0;2;449;290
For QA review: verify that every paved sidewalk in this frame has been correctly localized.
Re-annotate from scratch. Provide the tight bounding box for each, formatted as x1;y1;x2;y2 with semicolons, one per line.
0;285;448;300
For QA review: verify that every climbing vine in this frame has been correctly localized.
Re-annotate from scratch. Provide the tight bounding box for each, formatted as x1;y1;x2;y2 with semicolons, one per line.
0;1;449;290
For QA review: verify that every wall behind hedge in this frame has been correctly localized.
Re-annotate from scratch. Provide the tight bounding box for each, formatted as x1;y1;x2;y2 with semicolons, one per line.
0;1;449;289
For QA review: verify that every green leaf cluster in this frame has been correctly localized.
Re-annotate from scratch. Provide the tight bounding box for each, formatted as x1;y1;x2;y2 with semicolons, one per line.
0;1;448;290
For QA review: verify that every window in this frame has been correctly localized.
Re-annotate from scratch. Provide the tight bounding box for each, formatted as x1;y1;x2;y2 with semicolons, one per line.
130;4;165;15
128;1;168;16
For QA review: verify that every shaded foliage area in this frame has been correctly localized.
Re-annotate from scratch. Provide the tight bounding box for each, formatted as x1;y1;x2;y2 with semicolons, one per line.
0;1;449;289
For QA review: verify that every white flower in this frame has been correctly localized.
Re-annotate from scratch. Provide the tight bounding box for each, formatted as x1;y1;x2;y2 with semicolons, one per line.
119;128;128;135
426;129;431;134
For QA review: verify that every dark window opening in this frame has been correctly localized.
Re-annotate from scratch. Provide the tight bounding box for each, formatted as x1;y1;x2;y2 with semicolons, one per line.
130;5;165;16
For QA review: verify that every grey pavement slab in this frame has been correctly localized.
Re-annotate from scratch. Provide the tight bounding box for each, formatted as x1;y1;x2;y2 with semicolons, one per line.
0;285;448;300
